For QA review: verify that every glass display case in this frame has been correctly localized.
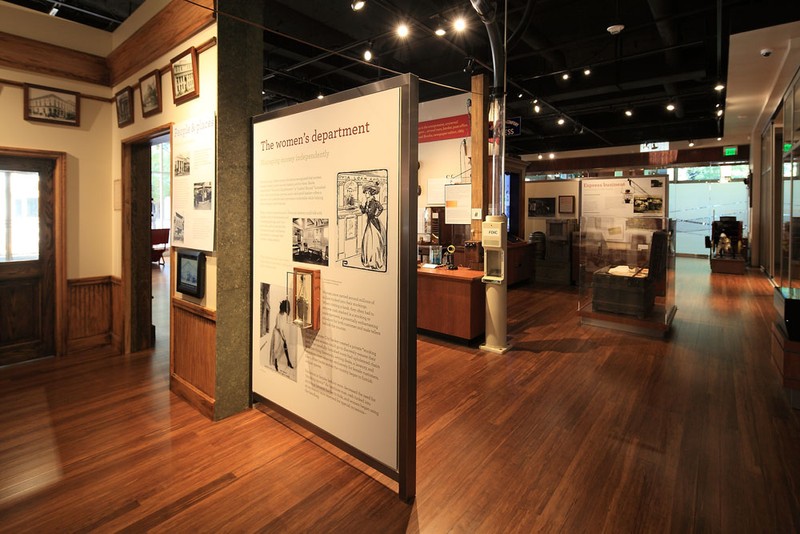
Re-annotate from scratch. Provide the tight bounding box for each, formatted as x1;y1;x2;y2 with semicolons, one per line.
776;67;800;339
577;215;676;335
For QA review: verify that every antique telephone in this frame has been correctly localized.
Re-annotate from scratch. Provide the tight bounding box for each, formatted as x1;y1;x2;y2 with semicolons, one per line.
443;244;457;270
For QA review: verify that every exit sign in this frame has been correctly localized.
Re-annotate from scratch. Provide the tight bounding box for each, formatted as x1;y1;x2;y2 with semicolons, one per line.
785;143;793;153
723;146;738;156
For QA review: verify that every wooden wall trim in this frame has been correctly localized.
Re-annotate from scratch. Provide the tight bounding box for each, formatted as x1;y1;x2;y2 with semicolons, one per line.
0;31;109;86
111;276;123;354
170;374;215;420
171;296;216;419
172;296;217;322
107;0;215;87
67;276;114;354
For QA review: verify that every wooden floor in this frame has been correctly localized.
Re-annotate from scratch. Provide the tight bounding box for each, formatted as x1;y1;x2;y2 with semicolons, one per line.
1;257;799;532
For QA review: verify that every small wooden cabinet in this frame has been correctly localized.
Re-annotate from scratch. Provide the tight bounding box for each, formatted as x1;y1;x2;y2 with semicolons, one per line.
507;242;533;285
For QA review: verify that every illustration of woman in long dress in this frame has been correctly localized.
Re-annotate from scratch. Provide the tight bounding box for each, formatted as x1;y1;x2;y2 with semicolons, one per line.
360;183;386;270
270;299;293;371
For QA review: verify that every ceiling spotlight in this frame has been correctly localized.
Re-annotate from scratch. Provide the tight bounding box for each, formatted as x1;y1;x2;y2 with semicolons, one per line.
518;93;524;99
607;24;625;35
666;102;676;111
557;117;565;125
463;57;475;74
714;82;725;92
534;104;541;113
397;24;409;37
717;136;722;141
625;109;633;117
317;92;324;100
688;140;695;147
435;27;446;36
549;153;555;159
561;72;570;81
363;48;373;61
583;68;591;76
538;154;543;160
454;17;467;32
351;0;365;11
717;109;724;117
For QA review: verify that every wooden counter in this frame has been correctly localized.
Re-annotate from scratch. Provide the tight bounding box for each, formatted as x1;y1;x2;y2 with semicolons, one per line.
417;267;485;341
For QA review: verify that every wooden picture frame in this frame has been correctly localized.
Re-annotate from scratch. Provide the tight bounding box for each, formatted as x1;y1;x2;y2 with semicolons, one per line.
293;267;320;330
23;83;80;127
558;195;575;214
115;86;134;128
170;47;199;105
138;69;162;117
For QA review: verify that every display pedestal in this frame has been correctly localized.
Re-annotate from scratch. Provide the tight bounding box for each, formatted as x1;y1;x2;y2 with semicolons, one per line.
770;322;800;409
710;257;746;274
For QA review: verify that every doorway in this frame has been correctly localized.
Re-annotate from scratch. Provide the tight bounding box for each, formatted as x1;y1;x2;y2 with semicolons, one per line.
122;127;170;354
0;154;61;366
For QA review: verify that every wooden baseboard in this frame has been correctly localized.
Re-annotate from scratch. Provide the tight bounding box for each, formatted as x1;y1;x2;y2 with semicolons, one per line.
170;373;215;420
67;332;112;353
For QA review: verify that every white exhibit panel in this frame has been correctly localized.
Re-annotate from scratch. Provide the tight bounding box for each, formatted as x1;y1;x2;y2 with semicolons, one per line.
251;76;416;486
444;183;471;224
171;113;216;252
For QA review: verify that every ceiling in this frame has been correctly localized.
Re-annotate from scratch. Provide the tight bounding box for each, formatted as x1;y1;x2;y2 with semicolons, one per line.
7;0;800;158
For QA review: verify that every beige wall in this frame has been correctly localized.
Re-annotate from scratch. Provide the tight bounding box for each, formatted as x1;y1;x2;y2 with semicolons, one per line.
0;66;113;279
109;24;218;310
524;180;581;238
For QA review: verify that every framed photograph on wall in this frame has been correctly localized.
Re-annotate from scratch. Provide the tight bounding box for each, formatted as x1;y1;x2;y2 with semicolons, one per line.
528;197;556;217
115;86;134;127
558;195;575;214
23;83;80;127
170;47;199;105
139;69;162;117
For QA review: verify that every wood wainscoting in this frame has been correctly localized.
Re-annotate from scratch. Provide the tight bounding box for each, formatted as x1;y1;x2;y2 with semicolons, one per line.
170;298;216;419
66;276;115;354
111;276;123;354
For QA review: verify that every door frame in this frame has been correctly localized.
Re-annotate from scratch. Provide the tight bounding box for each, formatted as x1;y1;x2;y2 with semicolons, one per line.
0;146;67;357
121;126;171;354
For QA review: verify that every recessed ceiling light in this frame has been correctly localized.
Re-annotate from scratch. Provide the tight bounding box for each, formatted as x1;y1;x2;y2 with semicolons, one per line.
534;104;541;113
717;109;724;117
714;82;725;91
549;153;555;159
717;136;722;141
454;17;466;32
397;24;409;37
351;0;365;11
583;68;591;76
666;103;676;111
625;109;633;117
363;49;372;61
317;93;324;100
538;154;543;160
557;117;565;125
435;27;446;36
561;72;570;81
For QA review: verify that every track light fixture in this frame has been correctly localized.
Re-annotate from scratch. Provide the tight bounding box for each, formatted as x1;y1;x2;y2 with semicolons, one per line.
534;104;541;113
666;102;676;111
717;109;724;117
557;117;565;125
463;57;475;74
561;72;570;81
435;26;446;36
549;153;555;159
583;68;591;76
317;92;324;100
351;0;365;11
537;154;543;160
688;140;695;147
363;43;373;61
397;23;409;37
714;82;725;92
625;109;633;117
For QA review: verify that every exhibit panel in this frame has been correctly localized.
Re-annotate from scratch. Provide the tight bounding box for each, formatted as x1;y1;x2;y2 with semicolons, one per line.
251;75;417;499
577;178;676;336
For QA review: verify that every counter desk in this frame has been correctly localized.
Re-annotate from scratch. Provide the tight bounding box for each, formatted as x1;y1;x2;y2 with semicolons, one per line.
417;266;485;341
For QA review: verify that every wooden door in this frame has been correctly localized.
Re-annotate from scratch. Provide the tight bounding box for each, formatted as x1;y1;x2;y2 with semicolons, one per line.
0;156;55;366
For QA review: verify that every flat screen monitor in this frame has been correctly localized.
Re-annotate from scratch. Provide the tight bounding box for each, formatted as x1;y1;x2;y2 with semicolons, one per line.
176;248;205;298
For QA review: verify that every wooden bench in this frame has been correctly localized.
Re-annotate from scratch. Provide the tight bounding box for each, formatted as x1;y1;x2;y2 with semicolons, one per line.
151;228;170;265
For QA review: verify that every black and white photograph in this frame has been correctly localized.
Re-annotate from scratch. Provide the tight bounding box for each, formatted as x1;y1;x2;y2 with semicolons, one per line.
170;46;199;105
336;169;388;272
193;181;212;210
633;195;664;214
173;212;185;242
259;286;299;382
528;197;556;217
138;69;162;117
115;86;134;128
259;282;270;338
292;218;329;266
23;83;80;127
174;154;190;176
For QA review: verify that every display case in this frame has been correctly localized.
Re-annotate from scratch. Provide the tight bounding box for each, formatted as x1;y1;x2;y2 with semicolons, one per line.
577;215;676;336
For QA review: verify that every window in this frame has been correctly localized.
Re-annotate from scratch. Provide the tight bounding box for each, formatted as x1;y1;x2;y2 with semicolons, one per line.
151;139;171;230
0;170;40;262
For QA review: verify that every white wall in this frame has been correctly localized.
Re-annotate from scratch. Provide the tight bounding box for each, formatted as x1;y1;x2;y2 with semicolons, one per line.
524;180;580;238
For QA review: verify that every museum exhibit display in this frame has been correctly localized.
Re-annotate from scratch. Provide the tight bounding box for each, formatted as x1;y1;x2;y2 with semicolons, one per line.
707;216;747;274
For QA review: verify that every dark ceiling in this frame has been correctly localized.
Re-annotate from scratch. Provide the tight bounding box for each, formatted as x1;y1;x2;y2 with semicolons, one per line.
7;0;800;156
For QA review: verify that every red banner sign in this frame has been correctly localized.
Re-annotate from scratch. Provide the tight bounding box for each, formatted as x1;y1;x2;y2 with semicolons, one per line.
418;114;471;143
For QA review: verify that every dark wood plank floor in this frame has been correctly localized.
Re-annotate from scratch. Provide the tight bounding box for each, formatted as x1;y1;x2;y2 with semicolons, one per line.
1;257;799;532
